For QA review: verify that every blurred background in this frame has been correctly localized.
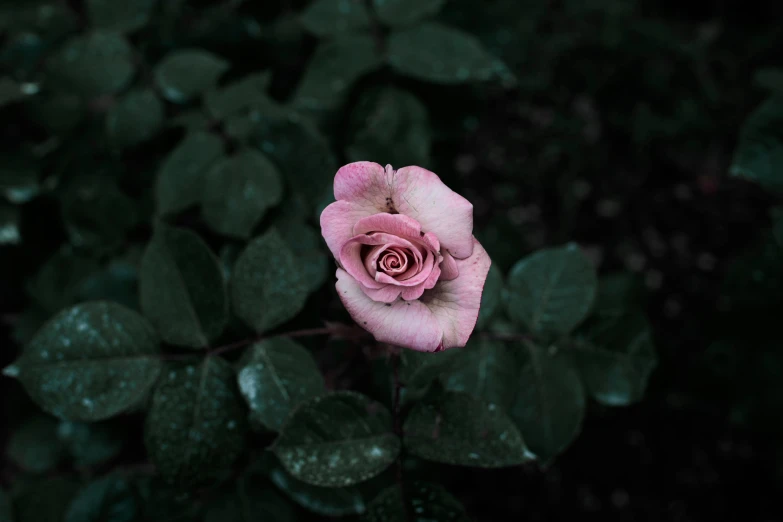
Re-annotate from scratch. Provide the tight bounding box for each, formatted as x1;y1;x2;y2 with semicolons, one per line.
2;0;783;520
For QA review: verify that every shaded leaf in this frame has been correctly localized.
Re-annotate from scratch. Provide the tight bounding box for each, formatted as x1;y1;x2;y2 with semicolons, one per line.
145;357;247;485
29;91;85;134
442;339;518;410
106;88;164;149
205;477;295;522
155;49;230;104
57;420;126;468
13;477;80;522
730;96;783;194
754;68;783;94
372;0;446;27
388;23;514;85
204;71;274;120
0;155;38;204
155;132;225;215
398;350;454;404
5;302;162;421
272;391;400;487
26;247;100;313
74;260;139;311
346;86;431;167
476;263;503;329
201;149;283;238
300;0;371;37
140;225;227;348
46;31;134;96
504;243;598;338
0;76;25;107
6;415;65;473
273;217;328;293
237;338;325;432
508;341;586;462
363;482;470;522
269;462;366;516
64;475;139;522
0;204;20;245
231;229;311;333
86;0;156;33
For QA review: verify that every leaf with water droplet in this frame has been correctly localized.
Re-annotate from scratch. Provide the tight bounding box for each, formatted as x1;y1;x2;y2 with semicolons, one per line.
372;0;446;27
272;391;400;487
6;414;66;473
155;132;225;215
388;22;514;85
504;243;598;339
300;0;371;37
8;301;162;421
346;86;431;167
154;49;229;104
106;88;164;149
268;460;366;516
57;420;126;468
46;31;135;96
237;338;325;432
86;0;156;33
64;474;140;522
363;482;470;522
200;149;283;239
231;229;312;333
145;357;247;486
508;340;586;462
140;224;228;348
404;388;531;468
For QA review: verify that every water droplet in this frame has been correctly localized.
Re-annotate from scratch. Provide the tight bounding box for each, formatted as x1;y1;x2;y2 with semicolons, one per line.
468;452;480;459
2;364;20;378
81;398;94;409
227;420;237;430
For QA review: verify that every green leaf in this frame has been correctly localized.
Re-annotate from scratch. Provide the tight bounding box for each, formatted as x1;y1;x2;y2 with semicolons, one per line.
201;149;283;238
404;389;530;468
46;31;135;96
388;23;514;85
292;34;382;115
205;477;295;522
6;415;65;473
154;49;230;104
269;462;366;516
272;391;400;487
252;112;337;207
106;88;164;149
0;487;11;522
0;204;20;245
140;225;227;348
398;350;454;404
64;475;139;522
231;229;311;333
29;91;85;134
74;260;139;311
237;338;325;432
0;76;26;107
504;243;598;338
476;263;503;329
273;218;328;293
442;339;518;410
346;86;431;167
26;247;100;313
204;71;274;120
155;132;225;215
508;341;586;462
57;420;126;468
6;302;162;421
363;482;470;522
14;477;80;522
86;0;155;33
145;357;247;485
372;0;446;27
730;96;783;194
300;0;371;37
0;155;38;204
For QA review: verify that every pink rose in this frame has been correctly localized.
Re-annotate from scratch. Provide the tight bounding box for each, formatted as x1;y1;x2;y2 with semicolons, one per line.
320;162;491;352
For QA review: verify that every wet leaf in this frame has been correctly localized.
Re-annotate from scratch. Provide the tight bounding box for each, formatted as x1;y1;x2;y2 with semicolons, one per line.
442;339;518;410
363;482;470;522
300;0;371;37
154;49;230;104
106;88;164;149
372;0;446;27
269;462;366;516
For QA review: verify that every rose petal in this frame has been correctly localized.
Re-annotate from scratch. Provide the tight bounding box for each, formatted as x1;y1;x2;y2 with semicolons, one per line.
360;283;402;303
340;240;385;289
320;200;375;260
353;213;422;239
421;238;491;349
440;251;459;281
376;248;434;287
364;244;388;277
400;264;441;301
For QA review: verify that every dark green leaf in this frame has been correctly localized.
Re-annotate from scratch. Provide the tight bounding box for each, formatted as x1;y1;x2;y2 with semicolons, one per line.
272;391;400;487
269;462;366;516
46;31;135;96
57;420;126;468
442;339;518;410
106;88;164;149
363;482;470;522
64;475;139;522
0;204;20;245
754;68;783;94
0;487;11;522
272;218;328;293
404;390;530;468
145;357;247;485
730;96;783;194
154;49;230;104
86;0;155;33
155;132;225;215
14;477;80;522
300;0;371;37
476;263;503;329
237;338;325;432
29;92;85;134
140;225;227;348
26;247;100;313
0;77;25;107
201;149;283;238
372;0;446;27
6;415;65;473
0;1;77;35
504;243;598;338
205;477;295;522
292;34;382;115
231;229;311;333
252;112;337;207
508;341;586;462
204;71;274;120
5;302;162;421
0;155;38;204
398;350;454;404
74;260;139;311
169;109;211;131
346;86;431;167
388;23;514;85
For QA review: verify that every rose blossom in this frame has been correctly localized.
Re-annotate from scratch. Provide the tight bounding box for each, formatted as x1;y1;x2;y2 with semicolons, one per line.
320;162;491;352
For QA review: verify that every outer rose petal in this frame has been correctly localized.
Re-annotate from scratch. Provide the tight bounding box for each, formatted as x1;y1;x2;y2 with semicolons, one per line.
440;251;459;281
353;213;422;239
333;162;393;212
335;237;491;351
320;200;374;260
